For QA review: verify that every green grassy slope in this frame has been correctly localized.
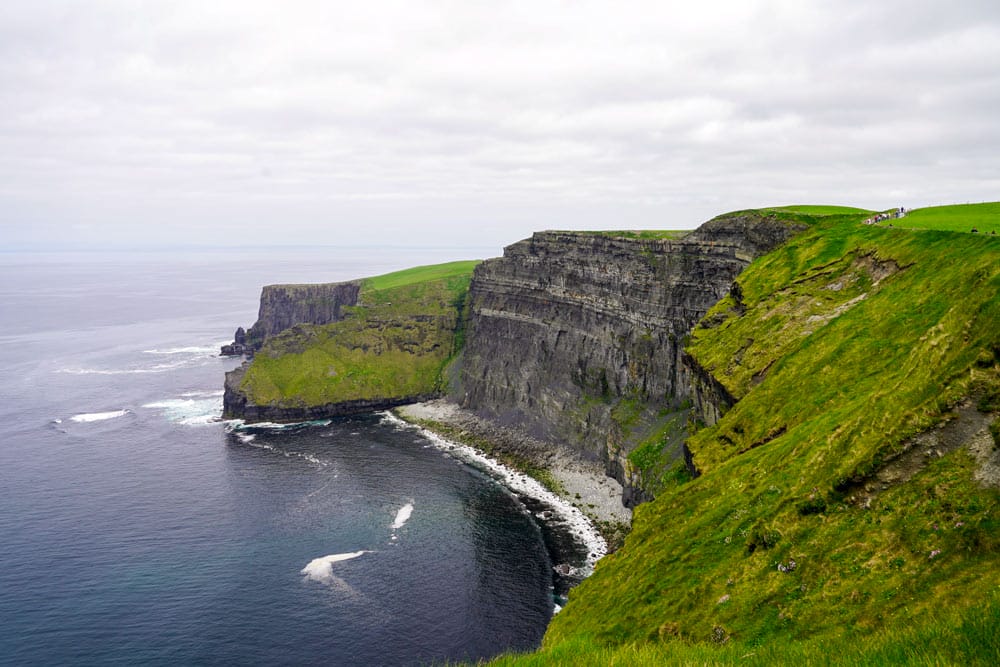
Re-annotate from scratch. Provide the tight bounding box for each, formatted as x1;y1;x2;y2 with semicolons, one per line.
893;202;1000;234
495;203;1000;663
766;204;874;216
239;261;478;407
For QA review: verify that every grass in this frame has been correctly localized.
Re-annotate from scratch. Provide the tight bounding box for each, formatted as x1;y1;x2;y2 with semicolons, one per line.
362;260;481;291
890;202;1000;234
485;591;1000;665
765;204;874;216
490;204;1000;664
239;261;478;407
572;230;691;240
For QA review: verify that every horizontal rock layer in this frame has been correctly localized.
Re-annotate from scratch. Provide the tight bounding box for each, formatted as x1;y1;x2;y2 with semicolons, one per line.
457;214;804;500
246;282;361;349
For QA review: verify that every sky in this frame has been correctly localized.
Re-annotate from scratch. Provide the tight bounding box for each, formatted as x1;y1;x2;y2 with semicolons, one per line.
2;0;998;252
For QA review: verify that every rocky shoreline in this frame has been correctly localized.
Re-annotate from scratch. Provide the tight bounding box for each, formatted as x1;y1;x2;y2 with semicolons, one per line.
393;399;631;546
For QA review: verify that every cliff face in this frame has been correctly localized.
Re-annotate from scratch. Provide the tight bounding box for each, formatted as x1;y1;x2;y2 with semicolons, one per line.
245;282;361;349
542;206;1000;658
457;214;805;501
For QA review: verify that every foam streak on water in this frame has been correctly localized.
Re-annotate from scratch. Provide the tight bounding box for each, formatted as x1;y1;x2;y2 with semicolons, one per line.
69;409;130;423
142;396;223;426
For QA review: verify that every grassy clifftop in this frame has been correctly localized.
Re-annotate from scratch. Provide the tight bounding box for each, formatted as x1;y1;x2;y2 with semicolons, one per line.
238;260;477;408
496;203;1000;664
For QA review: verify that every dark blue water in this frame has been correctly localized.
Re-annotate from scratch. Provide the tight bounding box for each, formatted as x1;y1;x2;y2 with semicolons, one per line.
0;248;555;666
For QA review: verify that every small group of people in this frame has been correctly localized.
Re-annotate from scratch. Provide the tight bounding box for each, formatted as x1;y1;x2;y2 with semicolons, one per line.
863;206;906;225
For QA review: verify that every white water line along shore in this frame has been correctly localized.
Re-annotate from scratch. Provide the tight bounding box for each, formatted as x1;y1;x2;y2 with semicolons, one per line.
379;411;610;573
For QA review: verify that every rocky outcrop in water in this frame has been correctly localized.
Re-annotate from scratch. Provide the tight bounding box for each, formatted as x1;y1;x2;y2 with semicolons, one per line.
220;327;249;356
456;213;805;501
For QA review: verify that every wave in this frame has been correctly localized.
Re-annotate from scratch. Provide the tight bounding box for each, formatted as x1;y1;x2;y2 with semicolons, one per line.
391;503;414;530
58;366;173;376
69;409;130;423
142;395;223;427
301;551;370;583
56;357;209;376
231;432;327;466
228;419;333;431
179;390;225;398
58;340;229;377
142;342;228;355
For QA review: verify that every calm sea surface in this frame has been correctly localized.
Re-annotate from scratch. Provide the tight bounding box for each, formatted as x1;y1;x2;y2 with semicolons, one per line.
0;247;556;666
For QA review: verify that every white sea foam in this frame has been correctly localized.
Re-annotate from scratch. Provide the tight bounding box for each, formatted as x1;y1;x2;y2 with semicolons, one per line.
230;429;327;466
142;395;223;427
143;343;226;355
180;390;225;398
59;367;165;376
379;412;608;573
57;357;207;376
58;340;227;377
70;409;130;423
391;503;414;530
228;419;333;431
301;551;370;583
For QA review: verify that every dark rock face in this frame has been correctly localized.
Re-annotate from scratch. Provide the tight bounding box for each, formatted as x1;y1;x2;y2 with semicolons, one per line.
245;281;361;350
458;215;804;500
680;349;738;431
221;282;361;356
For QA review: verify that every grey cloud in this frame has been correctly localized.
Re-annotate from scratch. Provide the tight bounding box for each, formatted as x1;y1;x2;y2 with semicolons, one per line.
1;1;998;251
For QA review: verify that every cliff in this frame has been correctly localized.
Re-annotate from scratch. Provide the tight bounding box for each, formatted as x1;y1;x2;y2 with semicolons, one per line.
535;205;1000;663
222;261;477;421
457;212;806;504
244;281;362;350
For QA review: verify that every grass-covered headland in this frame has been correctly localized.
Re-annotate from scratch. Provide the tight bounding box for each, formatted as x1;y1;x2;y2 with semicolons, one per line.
490;202;1000;665
237;260;478;407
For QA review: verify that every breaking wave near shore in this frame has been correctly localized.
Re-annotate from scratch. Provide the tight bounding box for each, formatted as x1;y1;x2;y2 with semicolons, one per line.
379;412;607;580
56;340;230;376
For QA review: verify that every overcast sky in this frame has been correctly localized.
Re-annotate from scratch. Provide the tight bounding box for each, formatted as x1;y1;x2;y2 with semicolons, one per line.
2;1;998;251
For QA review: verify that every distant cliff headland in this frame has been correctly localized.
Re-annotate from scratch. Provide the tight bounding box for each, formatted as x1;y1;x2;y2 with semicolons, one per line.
223;203;1000;664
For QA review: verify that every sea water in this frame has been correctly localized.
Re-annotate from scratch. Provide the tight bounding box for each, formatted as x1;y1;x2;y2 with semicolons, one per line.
0;248;559;666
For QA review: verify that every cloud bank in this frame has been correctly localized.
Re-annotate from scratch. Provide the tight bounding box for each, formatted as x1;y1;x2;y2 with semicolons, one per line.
2;1;998;250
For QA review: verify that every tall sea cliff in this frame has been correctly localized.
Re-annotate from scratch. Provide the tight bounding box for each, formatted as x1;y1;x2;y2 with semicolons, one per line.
456;213;804;503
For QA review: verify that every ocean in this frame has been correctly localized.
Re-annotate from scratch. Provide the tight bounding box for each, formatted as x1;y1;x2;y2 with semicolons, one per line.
0;247;573;666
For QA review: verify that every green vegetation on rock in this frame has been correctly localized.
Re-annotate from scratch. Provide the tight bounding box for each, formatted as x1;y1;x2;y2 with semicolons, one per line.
574;229;692;240
239;261;478;407
494;203;1000;664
